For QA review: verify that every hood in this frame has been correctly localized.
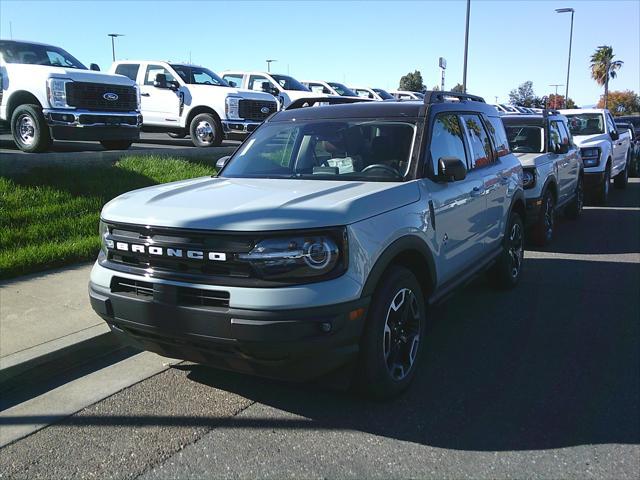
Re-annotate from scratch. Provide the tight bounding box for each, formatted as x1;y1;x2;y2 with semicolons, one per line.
571;133;609;147
102;177;420;231
6;64;137;86
185;84;276;102
513;152;546;168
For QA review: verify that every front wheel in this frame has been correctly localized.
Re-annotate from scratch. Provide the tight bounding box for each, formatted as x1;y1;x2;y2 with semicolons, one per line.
595;165;611;205
356;266;426;399
531;190;555;247
189;113;222;147
100;140;133;150
490;211;524;289
565;175;584;220
614;154;629;189
11;104;52;153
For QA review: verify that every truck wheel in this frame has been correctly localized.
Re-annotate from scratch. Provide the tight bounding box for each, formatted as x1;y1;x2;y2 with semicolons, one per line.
189;113;222;147
11;104;52;153
167;131;187;139
100;140;133;150
614;154;629;189
565;175;584;220
595;164;611;205
490;210;524;289
532;190;555;247
356;266;426;399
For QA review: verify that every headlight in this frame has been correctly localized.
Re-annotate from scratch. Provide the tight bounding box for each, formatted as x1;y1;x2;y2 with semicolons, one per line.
47;78;72;108
225;96;241;120
581;147;601;168
99;220;113;255
135;85;141;110
522;169;536;189
237;229;347;282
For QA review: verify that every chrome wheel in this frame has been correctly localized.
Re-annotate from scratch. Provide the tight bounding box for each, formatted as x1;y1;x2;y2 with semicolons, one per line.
194;120;215;144
543;195;555;242
17;114;36;146
383;288;421;381
508;222;523;279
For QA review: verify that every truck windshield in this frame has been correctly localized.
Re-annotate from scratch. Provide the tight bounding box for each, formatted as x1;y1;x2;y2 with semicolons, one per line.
504;125;544;153
565;113;605;136
271;75;310;92
170;65;228;86
328;82;357;97
0;41;86;69
221;120;416;182
373;88;394;100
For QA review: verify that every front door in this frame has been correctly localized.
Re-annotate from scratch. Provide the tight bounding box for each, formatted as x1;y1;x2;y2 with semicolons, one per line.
139;64;181;126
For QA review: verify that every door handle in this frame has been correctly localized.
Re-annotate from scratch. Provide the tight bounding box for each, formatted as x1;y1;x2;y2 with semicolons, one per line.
140;93;150;97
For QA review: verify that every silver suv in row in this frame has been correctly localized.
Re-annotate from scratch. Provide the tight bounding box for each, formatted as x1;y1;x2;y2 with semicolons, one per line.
89;92;525;398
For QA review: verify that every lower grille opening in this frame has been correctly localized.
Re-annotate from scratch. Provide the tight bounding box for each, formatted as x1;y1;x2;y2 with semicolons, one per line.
177;287;230;308
111;277;153;298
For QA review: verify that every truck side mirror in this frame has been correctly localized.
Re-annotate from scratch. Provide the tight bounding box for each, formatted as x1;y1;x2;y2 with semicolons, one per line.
154;73;168;89
228;80;237;87
216;155;231;172
438;157;467;182
89;63;101;71
610;130;619;141
557;142;570;154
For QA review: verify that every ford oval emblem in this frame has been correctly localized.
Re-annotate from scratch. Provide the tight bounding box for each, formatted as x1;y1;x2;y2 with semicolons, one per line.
103;92;119;101
260;106;270;114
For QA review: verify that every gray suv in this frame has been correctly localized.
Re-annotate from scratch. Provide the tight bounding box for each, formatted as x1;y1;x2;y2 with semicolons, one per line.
89;92;525;398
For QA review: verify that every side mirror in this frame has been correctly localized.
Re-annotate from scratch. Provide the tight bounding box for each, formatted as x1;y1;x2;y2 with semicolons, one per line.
154;73;168;89
89;63;100;71
557;143;570;154
228;80;237;88
438;157;467;182
610;130;619;141
216;155;231;172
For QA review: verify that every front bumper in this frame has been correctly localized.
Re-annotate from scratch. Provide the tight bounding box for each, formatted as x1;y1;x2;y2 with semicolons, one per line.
584;171;606;192
221;120;262;136
88;278;369;381
525;195;543;227
43;109;142;141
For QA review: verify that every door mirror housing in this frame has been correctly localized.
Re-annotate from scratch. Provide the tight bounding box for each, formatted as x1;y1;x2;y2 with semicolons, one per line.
610;130;619;141
215;155;231;172
438;157;467;182
89;63;100;71
228;80;237;88
557;142;570;154
154;73;168;89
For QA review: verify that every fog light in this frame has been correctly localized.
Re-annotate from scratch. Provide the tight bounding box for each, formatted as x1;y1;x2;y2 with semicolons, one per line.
320;322;332;333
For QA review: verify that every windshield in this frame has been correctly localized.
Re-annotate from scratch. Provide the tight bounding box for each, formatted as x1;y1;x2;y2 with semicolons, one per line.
505;125;544;153
372;88;394;100
565;113;605;136
271;74;310;92
0;41;86;69
328;82;357;97
221;120;416;182
170;64;228;86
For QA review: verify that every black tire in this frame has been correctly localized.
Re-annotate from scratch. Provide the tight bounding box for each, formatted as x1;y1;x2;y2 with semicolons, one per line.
167;131;187;139
100;140;133;150
531;190;555;247
614;154;629;189
189;113;222;147
356;266;426;399
595;164;611;205
10;104;52;153
565;175;584;220
490;210;524;289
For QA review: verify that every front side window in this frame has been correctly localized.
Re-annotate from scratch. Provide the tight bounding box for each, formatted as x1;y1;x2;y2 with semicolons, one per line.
0;41;86;69
606;113;617;134
221;120;416;182
222;74;243;88
565;113;605;136
372;88;394;100
548;121;562;152
248;75;274;92
271;74;310;92
505;124;544;154
144;65;178;86
328;82;357;97
429;114;467;174
308;83;330;94
486;116;510;157
355;89;374;99
115;63;140;82
170;65;227;86
460;114;494;168
554;120;571;147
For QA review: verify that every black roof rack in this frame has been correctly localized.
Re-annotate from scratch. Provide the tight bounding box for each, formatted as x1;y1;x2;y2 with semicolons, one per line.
423;90;485;104
543;108;561;117
285;96;372;111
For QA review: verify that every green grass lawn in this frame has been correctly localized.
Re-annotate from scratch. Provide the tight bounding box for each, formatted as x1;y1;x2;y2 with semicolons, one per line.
0;155;217;280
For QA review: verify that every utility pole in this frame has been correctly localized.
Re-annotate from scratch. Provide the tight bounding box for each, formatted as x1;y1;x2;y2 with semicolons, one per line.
462;0;471;93
549;84;564;97
439;57;447;91
9;21;12;39
108;33;124;62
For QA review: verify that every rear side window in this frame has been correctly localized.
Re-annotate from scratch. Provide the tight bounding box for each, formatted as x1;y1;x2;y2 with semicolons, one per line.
115;63;140;82
486;116;510;157
460;114;494;169
428;114;467;174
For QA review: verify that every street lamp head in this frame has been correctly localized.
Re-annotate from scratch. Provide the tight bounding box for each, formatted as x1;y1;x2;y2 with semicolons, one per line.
108;33;124;38
555;8;574;13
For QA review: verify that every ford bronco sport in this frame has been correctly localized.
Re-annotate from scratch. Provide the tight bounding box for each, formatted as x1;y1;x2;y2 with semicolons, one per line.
89;91;525;398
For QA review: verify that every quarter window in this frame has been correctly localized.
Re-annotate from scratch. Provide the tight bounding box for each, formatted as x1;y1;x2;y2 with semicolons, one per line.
115;63;140;82
429;114;467;174
460;114;494;168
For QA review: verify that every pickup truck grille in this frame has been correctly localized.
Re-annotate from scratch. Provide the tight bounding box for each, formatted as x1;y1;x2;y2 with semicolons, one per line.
238;100;278;121
66;82;137;112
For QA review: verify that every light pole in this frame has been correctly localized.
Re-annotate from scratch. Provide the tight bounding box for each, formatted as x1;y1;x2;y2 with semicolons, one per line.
108;33;124;62
462;0;471;93
555;8;574;108
266;59;277;73
439;57;447;91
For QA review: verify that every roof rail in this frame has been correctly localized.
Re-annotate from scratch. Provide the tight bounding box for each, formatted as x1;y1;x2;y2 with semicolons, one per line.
423;90;486;105
543;108;561;117
285;96;372;111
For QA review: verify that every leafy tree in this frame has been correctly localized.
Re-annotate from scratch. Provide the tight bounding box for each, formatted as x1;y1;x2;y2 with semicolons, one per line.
590;45;623;109
431;85;440;91
399;70;425;92
597;90;640;115
508;81;538;107
451;83;464;93
546;94;576;109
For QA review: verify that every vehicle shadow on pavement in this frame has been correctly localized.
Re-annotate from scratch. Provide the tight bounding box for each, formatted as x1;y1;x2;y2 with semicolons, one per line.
182;256;639;452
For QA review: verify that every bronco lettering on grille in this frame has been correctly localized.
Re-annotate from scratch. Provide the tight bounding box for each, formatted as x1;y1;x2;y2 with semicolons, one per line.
111;241;226;261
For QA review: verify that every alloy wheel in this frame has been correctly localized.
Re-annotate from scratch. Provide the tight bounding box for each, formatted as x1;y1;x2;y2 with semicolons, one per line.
508;222;523;279
543;195;555;242
382;288;421;381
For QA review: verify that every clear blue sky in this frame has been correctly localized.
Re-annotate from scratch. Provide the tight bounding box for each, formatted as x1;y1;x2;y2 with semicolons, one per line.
1;0;638;106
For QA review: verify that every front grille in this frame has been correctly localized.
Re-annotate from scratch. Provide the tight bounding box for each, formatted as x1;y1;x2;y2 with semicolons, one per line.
238;100;277;121
66;82;137;111
78;114;138;126
111;277;154;297
177;287;230;308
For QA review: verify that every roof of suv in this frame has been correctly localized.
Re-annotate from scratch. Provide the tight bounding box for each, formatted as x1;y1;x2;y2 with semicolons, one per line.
501;113;566;126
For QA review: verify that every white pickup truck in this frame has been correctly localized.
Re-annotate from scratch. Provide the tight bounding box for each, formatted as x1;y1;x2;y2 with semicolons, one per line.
0;40;141;153
560;108;632;203
111;61;278;147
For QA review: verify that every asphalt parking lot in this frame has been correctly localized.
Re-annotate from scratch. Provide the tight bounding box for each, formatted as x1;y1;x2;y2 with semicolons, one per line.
1;180;639;479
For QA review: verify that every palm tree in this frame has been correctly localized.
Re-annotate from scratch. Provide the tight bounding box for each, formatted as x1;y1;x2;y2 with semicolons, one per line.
590;46;623;109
